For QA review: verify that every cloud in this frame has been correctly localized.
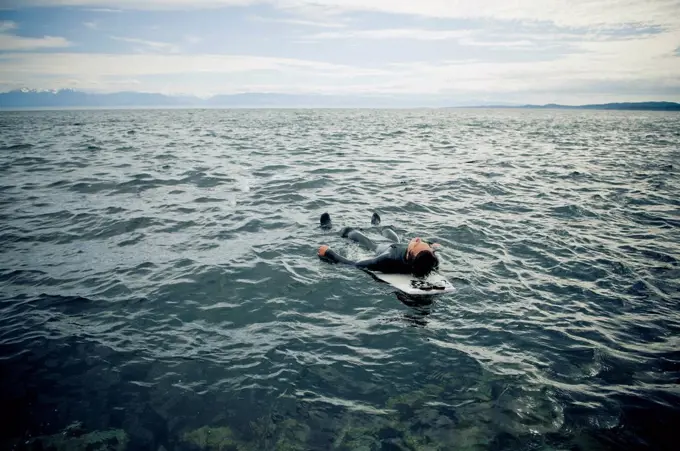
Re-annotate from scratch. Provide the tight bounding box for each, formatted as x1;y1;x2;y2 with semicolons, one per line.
8;1;680;28
0;51;392;97
458;38;536;48
5;0;257;9
0;35;72;51
184;35;202;44
380;29;680;94
0;21;71;51
2;24;678;99
309;28;472;41
248;14;346;28
110;36;181;53
82;8;122;13
0;21;17;33
84;21;98;29
310;0;680;28
0;52;384;78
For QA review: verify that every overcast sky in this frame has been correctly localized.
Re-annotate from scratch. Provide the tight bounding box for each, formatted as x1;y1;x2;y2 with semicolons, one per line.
1;0;679;104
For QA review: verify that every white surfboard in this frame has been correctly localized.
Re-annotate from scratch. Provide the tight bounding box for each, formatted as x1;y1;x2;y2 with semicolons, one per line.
367;271;455;296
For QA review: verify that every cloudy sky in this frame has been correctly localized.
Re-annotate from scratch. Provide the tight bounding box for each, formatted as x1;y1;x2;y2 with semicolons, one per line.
1;0;679;104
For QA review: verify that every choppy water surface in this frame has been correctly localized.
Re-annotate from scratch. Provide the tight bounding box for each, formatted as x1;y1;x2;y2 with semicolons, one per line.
1;109;679;450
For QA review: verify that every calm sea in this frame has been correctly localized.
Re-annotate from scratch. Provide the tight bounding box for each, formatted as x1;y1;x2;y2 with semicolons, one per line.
1;108;679;451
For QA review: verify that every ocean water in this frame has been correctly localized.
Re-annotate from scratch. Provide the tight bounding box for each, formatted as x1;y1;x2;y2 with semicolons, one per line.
1;108;679;451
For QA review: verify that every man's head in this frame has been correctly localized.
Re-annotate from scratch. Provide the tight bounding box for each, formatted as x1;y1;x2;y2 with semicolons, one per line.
411;249;439;278
407;238;439;278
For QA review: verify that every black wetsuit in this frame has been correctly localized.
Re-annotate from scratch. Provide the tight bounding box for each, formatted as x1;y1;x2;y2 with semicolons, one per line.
324;241;412;273
322;227;433;274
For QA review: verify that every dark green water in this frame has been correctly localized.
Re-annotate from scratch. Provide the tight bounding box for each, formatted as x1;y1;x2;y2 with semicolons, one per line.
1;109;679;451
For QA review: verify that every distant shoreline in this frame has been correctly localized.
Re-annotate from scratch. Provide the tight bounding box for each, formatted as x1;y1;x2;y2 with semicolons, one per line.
1;90;679;111
2;105;679;112
450;102;680;111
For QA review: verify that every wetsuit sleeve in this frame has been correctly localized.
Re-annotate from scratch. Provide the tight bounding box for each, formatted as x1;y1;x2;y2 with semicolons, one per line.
324;249;392;271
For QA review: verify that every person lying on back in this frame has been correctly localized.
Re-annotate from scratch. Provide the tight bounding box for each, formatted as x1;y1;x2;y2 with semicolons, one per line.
317;212;440;278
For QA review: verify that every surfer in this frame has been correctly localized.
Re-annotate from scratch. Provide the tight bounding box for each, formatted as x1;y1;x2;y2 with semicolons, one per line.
317;212;440;278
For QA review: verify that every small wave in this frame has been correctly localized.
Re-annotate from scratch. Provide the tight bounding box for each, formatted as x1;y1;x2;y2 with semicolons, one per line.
68;181;116;194
194;196;225;203
630;211;680;228
180;172;234;188
11;156;48;166
81;216;162;240
3;143;33;150
117;233;145;247
550;204;599;218
156;220;197;233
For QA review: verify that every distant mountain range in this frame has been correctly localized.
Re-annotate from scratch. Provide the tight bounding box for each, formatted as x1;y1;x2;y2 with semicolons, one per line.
0;89;411;108
1;89;679;110
0;89;200;108
466;101;680;111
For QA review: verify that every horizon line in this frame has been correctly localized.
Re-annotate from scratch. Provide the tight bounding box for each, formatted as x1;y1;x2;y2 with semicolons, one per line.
2;105;680;112
2;88;680;107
